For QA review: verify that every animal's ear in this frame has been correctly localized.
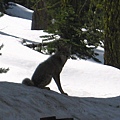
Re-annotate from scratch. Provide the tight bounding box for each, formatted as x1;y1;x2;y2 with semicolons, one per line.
56;43;61;51
56;39;71;52
68;44;71;54
65;44;71;55
56;40;64;51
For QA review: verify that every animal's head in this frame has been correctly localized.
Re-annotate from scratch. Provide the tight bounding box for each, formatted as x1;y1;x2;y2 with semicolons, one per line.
56;41;71;58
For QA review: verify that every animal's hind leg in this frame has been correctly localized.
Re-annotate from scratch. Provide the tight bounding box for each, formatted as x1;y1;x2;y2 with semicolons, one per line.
37;75;52;90
38;85;50;90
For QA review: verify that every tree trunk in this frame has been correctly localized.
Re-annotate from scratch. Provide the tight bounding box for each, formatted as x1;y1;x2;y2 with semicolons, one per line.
104;0;120;69
31;0;48;30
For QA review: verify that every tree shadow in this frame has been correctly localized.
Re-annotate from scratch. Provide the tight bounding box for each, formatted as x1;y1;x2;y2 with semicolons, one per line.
0;31;39;44
0;31;20;39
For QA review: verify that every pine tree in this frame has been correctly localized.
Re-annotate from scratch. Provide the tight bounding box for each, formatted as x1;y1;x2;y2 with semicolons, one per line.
42;0;103;61
0;44;9;73
104;0;120;69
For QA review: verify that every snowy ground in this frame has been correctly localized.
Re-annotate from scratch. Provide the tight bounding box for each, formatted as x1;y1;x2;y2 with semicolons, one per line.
0;2;120;120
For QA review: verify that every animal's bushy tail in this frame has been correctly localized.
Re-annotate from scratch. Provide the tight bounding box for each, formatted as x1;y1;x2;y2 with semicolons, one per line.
22;78;34;86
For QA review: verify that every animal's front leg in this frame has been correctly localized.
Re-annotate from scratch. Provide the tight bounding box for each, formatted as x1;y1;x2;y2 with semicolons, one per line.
53;74;68;95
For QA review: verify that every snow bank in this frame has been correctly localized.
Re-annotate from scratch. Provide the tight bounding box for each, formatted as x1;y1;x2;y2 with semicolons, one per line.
0;82;120;120
0;3;120;120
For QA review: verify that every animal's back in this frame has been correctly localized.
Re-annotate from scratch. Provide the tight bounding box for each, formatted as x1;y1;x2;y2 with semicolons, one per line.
22;42;71;95
31;53;64;86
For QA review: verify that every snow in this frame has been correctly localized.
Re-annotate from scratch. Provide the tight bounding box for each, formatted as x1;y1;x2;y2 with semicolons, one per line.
1;82;120;120
0;2;120;120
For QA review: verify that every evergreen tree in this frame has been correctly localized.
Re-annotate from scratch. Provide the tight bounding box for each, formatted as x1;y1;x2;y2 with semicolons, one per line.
104;0;120;69
42;0;103;61
0;44;9;73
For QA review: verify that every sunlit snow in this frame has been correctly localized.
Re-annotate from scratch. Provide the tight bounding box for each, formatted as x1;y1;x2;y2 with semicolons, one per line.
0;2;120;120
